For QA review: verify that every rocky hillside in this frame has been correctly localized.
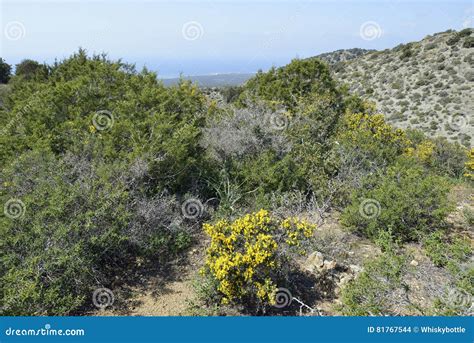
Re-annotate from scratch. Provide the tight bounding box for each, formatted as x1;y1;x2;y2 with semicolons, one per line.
313;48;374;64
324;29;474;146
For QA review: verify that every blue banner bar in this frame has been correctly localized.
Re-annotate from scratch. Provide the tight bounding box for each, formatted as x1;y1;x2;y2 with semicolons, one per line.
1;316;472;343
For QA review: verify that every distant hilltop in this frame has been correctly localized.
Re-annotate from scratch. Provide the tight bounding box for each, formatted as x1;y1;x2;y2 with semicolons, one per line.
310;48;375;64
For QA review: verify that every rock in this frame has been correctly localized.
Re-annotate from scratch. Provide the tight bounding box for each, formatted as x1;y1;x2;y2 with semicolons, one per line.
323;260;337;271
304;251;324;272
338;274;354;286
410;259;419;267
349;264;363;274
334;273;354;296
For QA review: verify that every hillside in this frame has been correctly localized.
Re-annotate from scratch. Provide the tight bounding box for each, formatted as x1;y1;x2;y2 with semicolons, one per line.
325;29;474;146
312;48;374;64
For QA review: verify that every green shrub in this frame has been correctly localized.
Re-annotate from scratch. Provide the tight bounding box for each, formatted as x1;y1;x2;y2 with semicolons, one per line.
399;44;414;60
14;59;49;81
423;231;471;268
337;113;410;167
1;50;209;193
0;50;209;315
1;150;131;315
430;137;469;178
447;34;461;46
338;251;407;315
0;58;11;83
463;36;474;48
238;58;339;111
0;149;193;315
341;157;453;242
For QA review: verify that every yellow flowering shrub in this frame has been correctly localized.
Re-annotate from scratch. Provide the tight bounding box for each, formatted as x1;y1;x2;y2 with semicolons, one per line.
341;113;410;148
337;112;411;165
405;139;435;165
465;148;474;181
202;210;316;306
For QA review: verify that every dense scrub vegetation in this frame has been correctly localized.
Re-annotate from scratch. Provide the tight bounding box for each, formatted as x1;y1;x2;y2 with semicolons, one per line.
0;48;472;316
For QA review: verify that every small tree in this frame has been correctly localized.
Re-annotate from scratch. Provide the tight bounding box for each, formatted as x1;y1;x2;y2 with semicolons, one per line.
15;59;48;80
0;58;11;83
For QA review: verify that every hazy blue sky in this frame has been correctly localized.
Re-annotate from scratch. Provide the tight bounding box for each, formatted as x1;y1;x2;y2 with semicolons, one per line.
1;0;472;77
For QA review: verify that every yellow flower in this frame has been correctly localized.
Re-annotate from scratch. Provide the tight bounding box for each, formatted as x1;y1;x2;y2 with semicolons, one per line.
464;148;474;180
202;210;316;304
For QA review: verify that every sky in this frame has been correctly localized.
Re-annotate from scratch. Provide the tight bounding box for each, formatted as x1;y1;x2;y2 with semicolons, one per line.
1;0;473;78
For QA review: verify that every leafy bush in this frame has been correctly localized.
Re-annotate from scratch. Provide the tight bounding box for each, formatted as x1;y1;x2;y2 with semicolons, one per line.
1;50;209;193
429;138;468;178
422;231;471;268
0;58;11;83
239;58;339;111
338;250;408;315
463;36;474;48
0;149;193;315
200;101;300;198
0;51;212;315
337;113;410;166
405;136;467;178
14;59;49;80
201;210;315;312
1;150;129;315
465;148;474;181
399;44;414;60
341;158;453;242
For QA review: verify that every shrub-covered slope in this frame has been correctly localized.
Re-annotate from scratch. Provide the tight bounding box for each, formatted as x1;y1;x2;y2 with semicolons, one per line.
325;29;474;146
